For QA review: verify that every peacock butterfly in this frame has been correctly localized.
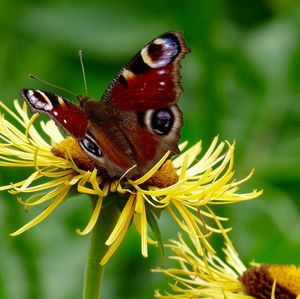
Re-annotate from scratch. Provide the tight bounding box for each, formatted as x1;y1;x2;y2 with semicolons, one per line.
20;31;191;178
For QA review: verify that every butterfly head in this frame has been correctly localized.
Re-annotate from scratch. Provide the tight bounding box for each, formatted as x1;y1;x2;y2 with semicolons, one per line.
77;95;92;107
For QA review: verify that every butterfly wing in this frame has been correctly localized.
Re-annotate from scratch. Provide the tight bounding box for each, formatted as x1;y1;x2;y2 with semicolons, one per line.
20;89;138;177
100;31;190;176
20;89;88;138
101;31;190;111
114;106;183;177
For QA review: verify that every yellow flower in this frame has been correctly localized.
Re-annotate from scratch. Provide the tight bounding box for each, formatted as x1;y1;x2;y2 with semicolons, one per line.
0;100;262;265
153;234;300;298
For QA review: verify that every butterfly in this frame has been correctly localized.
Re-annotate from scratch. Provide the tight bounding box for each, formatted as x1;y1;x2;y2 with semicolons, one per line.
20;31;191;179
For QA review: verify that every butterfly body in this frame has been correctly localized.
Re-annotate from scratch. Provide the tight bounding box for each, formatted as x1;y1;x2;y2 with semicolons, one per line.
20;31;190;178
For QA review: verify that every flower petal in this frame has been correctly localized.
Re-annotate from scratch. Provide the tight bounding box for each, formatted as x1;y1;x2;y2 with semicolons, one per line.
76;196;103;236
10;185;71;236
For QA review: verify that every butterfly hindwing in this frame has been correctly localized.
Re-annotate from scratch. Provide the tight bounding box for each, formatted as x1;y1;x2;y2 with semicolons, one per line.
114;105;183;176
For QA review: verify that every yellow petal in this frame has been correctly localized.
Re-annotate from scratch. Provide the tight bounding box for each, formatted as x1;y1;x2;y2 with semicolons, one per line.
10;185;71;236
76;196;103;235
100;198;135;265
105;193;135;245
130;151;170;186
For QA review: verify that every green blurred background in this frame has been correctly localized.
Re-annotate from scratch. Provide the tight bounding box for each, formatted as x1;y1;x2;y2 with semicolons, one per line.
0;0;300;298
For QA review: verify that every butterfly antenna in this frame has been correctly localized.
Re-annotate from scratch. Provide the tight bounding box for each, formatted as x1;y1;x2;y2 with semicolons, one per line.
29;74;77;97
79;50;88;96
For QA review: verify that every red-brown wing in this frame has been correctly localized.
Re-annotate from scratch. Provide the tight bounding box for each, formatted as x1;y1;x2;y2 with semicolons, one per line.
115;106;183;177
101;31;190;111
98;31;189;176
20;89;88;139
84;120;138;177
20;89;138;177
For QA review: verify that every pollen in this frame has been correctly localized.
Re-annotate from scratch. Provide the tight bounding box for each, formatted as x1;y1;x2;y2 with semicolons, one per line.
146;160;178;188
51;137;96;171
268;264;300;296
240;264;300;298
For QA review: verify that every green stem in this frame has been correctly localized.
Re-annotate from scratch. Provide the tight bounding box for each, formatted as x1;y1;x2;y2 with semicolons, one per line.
83;199;120;299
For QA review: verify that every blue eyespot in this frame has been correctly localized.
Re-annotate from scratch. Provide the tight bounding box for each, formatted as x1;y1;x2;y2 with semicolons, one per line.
151;108;174;135
147;37;179;68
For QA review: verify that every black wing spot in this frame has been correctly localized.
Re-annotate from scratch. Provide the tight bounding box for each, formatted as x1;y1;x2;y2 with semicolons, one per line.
147;43;162;61
118;75;128;88
79;135;102;157
127;53;152;74
137;111;145;128
43;91;60;108
151;108;174;135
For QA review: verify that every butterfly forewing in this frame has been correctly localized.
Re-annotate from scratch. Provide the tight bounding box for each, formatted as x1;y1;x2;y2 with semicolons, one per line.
20;89;88;139
101;31;190;111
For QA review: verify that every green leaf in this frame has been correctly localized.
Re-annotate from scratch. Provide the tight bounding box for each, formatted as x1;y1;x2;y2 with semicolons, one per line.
145;200;163;219
24;192;49;212
146;209;165;267
103;192;129;211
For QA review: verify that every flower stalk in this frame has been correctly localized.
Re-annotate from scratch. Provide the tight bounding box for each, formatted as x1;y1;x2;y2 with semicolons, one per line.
83;198;120;299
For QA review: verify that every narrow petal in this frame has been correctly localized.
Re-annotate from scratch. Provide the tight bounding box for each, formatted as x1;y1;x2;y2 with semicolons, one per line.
0;101;25;127
178;153;189;181
10;185;71;236
133;214;157;245
100;198;135;265
18;184;68;206
171;200;204;255
40;120;64;144
89;168;104;196
131;151;170;185
105;193;135;245
173;141;202;169
140;199;148;257
11;174;75;193
205;205;235;254
77;172;98;195
134;180;186;198
135;191;144;214
76;196;103;235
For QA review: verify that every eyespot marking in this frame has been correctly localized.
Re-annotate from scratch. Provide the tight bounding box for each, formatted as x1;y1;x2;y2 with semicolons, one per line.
143;108;175;136
151;108;174;135
25;90;54;111
141;37;180;68
79;134;102;158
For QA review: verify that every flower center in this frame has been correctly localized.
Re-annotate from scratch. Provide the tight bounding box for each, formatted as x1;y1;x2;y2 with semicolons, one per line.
51;137;96;171
145;160;178;187
240;264;300;298
52;137;178;187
